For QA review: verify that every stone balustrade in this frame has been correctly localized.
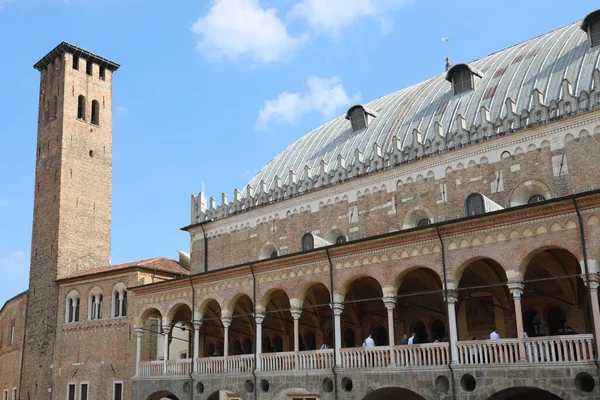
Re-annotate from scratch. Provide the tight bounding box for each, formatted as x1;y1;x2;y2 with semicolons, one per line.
135;335;596;378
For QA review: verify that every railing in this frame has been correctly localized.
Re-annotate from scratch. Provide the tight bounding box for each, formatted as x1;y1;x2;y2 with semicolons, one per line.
226;354;255;372
524;334;594;363
260;351;296;371
196;356;226;374
297;349;334;370
138;360;164;377
340;346;391;368
393;343;449;367
137;335;597;378
165;359;192;376
457;339;521;365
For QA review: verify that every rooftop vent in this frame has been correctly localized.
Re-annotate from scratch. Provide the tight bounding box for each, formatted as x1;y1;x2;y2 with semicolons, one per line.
581;9;600;48
446;63;482;95
345;105;377;132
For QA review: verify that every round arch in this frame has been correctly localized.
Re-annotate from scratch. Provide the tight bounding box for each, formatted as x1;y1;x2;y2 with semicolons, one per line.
226;291;254;315
338;274;385;298
259;242;279;260
509;179;553;207
145;391;180;400
138;307;163;326
166;302;192;325
453;256;508;287
475;380;573;400
198;297;222;318
295;280;331;304
518;245;583;281
360;386;427;400
401;206;435;229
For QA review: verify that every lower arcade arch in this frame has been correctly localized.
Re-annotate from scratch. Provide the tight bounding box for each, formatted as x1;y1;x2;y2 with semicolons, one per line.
486;387;563;400
299;283;332;350
145;391;180;400
361;387;426;400
341;276;384;347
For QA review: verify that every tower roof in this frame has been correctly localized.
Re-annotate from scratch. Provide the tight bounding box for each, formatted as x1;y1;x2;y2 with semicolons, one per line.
33;41;120;72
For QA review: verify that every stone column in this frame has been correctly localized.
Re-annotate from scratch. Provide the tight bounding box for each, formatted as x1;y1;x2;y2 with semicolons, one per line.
445;289;459;364
193;320;202;371
332;295;345;367
222;316;232;358
585;278;600;357
255;312;265;371
135;327;143;376
162;324;172;374
383;296;397;365
508;282;526;361
291;307;302;369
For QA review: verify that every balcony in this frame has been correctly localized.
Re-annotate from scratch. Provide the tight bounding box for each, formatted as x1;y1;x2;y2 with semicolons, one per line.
136;335;595;378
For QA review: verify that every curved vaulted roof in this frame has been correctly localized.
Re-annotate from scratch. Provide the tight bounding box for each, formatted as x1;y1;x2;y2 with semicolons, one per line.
247;17;600;194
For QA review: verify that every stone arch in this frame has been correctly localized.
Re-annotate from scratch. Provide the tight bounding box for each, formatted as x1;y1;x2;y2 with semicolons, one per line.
517;244;583;279
452;256;507;286
138;306;163;326
401;206;434;229
295;281;331;305
166;302;193;325
226;291;254;316
325;228;348;244
358;385;428;400
392;265;442;291
259;242;279;260
509;179;553;206
475;379;573;400
145;391;181;400
197;297;222;317
337;273;385;297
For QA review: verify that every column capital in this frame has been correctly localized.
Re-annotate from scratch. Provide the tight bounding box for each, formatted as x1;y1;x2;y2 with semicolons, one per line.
162;325;172;335
585;278;600;291
221;316;232;328
445;289;458;304
290;307;303;320
382;296;397;310
331;302;344;315
508;282;525;298
255;312;266;324
134;326;144;337
193;320;203;330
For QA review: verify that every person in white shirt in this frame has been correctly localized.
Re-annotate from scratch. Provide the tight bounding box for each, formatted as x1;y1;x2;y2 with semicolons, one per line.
490;328;500;340
365;333;376;347
408;332;419;345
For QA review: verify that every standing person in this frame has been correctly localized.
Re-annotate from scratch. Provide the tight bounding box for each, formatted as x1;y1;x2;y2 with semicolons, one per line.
408;333;419;345
365;333;375;347
400;334;408;345
320;343;330;350
490;328;500;340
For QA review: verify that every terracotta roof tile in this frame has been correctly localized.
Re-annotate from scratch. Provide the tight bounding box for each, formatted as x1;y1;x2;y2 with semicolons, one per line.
64;257;189;280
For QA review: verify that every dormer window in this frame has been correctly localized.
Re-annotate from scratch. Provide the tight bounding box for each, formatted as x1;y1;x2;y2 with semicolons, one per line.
582;10;600;48
446;64;482;95
345;105;377;132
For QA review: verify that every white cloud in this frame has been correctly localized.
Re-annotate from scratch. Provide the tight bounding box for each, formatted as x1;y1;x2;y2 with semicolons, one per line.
191;0;306;63
256;76;359;129
290;0;412;36
1;250;25;267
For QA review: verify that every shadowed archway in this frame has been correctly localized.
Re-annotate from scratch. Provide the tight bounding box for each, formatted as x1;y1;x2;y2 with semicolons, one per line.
361;387;426;400
146;391;180;400
487;387;562;400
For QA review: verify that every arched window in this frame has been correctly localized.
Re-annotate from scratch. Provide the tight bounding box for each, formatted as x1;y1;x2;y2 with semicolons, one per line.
465;193;485;216
301;233;314;252
582;10;600;47
77;95;86;120
528;195;546;204
121;291;127;316
335;236;347;244
446;64;481;95
91;100;100;125
417;218;431;228
349;107;367;131
66;291;80;323
113;292;120;317
270;251;278;258
88;288;104;320
90;295;97;320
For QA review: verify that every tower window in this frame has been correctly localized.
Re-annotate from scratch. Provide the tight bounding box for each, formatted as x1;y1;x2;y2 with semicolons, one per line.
73;55;79;70
465;193;485;216
301;233;314;252
77;95;86;120
86;60;93;75
91;100;100;125
99;66;106;80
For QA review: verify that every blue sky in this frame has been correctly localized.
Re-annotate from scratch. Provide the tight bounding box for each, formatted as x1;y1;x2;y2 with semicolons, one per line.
0;0;598;306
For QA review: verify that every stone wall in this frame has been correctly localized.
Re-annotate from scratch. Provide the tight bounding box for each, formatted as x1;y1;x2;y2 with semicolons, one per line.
0;293;26;399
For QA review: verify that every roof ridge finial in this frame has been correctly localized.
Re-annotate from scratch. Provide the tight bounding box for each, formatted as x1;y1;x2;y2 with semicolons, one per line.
442;37;452;71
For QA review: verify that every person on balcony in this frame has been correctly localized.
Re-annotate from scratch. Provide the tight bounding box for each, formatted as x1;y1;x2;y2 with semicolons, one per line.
400;334;408;345
320;343;330;350
408;333;419;345
490;328;500;340
364;333;375;347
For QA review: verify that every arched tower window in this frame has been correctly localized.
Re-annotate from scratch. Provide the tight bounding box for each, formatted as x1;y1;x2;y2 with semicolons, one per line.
301;233;314;252
446;64;482;95
91;100;100;125
77;95;86;120
582;10;600;48
465;193;485;216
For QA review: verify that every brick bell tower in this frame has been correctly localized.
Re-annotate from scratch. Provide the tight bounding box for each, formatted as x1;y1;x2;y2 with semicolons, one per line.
20;43;119;400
